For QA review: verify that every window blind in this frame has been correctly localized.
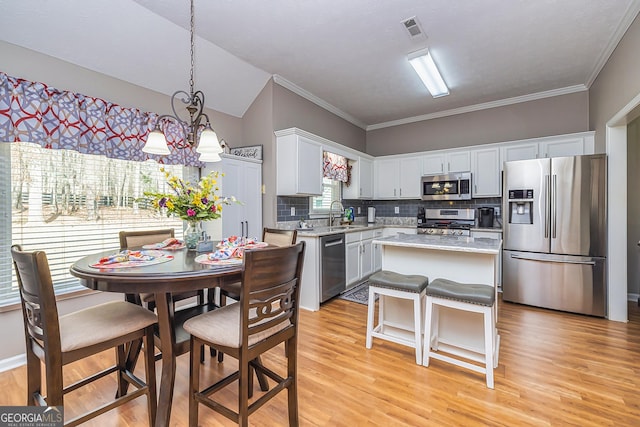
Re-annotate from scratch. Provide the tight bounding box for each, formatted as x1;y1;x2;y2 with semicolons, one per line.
0;142;184;306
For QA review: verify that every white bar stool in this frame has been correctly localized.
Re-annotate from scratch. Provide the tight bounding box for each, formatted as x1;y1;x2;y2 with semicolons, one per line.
365;270;429;364
422;278;499;389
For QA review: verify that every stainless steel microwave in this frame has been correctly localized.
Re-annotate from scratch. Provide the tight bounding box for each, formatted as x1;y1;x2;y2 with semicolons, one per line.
421;172;472;200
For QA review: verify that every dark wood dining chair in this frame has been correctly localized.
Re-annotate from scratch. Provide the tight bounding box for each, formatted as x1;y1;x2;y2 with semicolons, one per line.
10;244;158;426
215;227;298;362
119;228;205;312
218;228;297;307
184;241;306;427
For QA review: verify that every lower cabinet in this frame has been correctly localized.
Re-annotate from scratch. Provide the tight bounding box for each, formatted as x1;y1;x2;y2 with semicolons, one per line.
345;229;380;288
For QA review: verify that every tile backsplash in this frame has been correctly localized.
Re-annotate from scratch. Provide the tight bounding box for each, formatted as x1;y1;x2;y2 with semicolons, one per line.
277;196;502;222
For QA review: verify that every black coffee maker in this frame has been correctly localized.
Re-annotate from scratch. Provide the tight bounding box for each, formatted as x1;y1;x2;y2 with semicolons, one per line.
478;207;495;228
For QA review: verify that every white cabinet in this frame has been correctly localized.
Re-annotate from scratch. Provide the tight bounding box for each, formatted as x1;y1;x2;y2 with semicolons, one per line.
422;151;470;175
374;158;399;198
500;132;595;164
371;228;385;272
540;135;592;158
471;147;501;198
276;134;323;196
343;157;373;199
202;155;262;240
501;143;539;163
345;229;379;288
374;157;422;199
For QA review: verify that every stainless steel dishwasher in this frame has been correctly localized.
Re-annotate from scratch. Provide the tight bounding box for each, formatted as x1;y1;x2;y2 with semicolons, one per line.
320;233;346;302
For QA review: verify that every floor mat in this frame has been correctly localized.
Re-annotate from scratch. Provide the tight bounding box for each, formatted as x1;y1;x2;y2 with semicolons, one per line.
338;281;375;305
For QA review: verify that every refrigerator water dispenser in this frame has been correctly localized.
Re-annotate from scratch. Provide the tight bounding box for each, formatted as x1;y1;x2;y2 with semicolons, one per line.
508;189;534;224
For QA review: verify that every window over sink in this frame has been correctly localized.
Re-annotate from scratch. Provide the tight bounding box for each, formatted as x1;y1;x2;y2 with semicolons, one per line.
309;177;341;216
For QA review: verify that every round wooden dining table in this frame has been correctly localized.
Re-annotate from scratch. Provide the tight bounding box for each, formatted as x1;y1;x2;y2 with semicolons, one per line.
69;248;242;427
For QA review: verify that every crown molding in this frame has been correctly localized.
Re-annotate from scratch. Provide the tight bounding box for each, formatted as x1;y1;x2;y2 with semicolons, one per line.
366;85;588;131
272;75;368;129
586;0;640;88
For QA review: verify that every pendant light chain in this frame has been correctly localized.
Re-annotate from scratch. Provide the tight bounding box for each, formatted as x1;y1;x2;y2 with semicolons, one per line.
189;0;195;98
141;0;223;161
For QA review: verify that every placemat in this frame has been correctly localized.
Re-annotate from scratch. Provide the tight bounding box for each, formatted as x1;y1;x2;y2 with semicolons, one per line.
90;250;174;269
142;238;186;250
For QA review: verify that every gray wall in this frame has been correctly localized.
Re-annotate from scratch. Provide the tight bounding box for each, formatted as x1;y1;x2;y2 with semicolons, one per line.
0;41;244;149
242;80;275;227
589;14;640;298
366;91;590;156
589;14;640;152
628;116;640;297
273;84;366;152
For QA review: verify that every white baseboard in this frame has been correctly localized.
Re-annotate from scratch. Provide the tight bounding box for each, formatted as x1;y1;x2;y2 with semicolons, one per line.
628;293;640;302
0;354;26;373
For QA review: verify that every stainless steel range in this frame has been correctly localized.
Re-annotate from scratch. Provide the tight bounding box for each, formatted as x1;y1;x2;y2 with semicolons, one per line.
417;208;475;236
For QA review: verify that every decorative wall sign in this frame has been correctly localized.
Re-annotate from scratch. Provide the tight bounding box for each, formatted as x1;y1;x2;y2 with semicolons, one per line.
230;145;263;160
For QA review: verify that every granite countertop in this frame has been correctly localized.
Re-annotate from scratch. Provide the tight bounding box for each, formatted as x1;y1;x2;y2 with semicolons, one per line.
372;233;502;255
296;223;386;237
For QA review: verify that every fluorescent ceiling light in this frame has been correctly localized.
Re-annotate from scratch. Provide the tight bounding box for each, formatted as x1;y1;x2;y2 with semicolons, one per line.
408;49;449;98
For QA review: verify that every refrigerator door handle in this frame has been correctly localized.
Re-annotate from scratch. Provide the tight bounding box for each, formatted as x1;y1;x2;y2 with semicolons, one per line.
509;254;596;266
552;174;557;239
544;174;550;238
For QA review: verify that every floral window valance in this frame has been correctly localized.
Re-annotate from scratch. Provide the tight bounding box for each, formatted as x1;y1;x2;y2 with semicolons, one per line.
0;72;203;166
323;151;348;182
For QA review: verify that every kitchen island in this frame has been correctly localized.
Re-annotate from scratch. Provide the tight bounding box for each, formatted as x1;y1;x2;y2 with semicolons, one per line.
371;233;502;361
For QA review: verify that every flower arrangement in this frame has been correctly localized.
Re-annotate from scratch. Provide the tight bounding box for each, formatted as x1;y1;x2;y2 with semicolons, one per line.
144;168;236;222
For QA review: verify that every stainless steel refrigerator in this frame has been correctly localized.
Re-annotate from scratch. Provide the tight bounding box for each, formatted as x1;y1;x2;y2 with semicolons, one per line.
502;154;607;317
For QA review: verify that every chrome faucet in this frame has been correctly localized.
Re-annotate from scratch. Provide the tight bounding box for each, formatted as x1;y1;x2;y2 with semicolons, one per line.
329;200;343;227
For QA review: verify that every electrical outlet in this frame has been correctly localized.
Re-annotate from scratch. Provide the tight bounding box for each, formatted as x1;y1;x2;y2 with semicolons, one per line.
394;206;400;214
290;207;296;216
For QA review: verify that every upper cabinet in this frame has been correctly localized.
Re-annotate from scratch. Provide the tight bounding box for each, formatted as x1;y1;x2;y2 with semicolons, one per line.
422;151;470;175
374;157;422;199
343;157;373;199
471;147;501;198
501;132;595;164
276;133;323;196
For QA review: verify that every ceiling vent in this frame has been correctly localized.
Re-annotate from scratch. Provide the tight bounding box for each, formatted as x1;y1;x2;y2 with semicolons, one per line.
401;16;426;40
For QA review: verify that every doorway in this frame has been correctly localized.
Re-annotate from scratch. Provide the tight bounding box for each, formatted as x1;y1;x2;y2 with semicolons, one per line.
606;92;640;322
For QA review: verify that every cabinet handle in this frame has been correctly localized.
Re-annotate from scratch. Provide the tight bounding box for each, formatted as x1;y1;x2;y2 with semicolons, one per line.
448;162;451;171
360;188;362;196
394;188;397;196
475;184;477;193
441;163;444;172
399;188;402;197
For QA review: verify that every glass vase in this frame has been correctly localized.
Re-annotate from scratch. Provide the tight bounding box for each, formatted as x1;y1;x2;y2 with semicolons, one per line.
184;221;202;251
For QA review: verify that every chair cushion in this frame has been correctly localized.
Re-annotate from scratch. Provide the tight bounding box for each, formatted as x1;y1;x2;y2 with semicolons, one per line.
369;270;429;293
59;301;157;353
426;278;495;306
183;303;290;348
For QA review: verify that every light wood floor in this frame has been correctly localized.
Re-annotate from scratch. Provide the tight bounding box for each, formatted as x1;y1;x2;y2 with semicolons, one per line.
1;297;639;426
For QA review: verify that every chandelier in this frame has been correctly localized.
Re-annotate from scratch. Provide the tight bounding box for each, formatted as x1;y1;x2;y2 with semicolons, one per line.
142;0;223;162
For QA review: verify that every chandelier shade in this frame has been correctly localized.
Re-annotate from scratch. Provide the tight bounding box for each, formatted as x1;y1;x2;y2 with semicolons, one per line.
196;127;223;154
198;151;222;162
143;128;171;155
